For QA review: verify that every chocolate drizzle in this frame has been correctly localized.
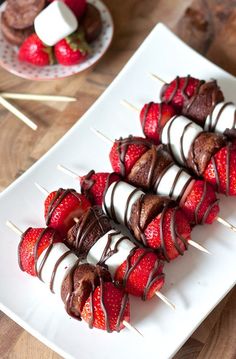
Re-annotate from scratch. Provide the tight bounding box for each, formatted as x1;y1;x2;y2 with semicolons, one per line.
208;102;234;132
114;136;153;177
45;188;83;225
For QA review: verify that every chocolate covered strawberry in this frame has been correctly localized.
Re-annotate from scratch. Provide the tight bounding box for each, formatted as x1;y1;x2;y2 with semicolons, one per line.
44;188;91;235
144;206;191;261
114;248;165;300
80;170;120;206
109;136;151;177
160;75;224;119
81;281;130;332
18;227;61;276
140;102;176;143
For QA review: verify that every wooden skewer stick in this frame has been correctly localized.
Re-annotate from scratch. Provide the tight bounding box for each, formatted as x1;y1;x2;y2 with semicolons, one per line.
188;240;211;255
35;182;49;196
155;291;175;310
57;164;80;180
148;73;166;83
90;127;113;145
0;93;77;103
6;220;23;236
121;99;139;113
123;320;144;337
216;216;236;233
0;96;37;131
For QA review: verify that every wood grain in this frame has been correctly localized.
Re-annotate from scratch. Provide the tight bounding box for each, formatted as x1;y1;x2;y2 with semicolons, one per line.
0;0;235;358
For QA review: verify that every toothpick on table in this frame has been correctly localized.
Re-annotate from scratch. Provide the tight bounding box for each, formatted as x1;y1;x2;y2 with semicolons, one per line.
0;93;77;103
0;96;37;130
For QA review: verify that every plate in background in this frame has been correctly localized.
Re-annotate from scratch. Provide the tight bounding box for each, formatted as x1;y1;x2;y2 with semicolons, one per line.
0;0;113;80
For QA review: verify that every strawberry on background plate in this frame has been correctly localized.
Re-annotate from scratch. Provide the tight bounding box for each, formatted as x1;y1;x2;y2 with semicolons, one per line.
54;31;90;66
44;188;91;235
18;33;54;66
18;227;61;276
81;281;130;332
48;0;87;19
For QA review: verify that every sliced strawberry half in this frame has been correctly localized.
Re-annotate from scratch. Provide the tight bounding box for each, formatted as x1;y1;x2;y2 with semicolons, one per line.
140;102;176;143
144;207;191;261
109;136;151;177
81;281;130;332
44;188;91;235
114;248;165;300
18;227;61;276
80;171;120;206
181;180;219;225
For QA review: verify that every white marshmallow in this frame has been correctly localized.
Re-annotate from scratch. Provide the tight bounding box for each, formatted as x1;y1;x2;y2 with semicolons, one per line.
154;163;192;200
87;230;135;276
161;116;203;166
205;102;236;133
103;181;144;225
34;1;78;46
37;242;78;296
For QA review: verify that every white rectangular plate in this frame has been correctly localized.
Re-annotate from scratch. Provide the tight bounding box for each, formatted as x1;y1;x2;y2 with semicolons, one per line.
0;23;236;359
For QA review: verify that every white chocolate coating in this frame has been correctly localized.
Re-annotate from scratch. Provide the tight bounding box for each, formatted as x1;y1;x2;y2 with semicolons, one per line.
103;181;144;225
205;102;236;133
37;243;78;296
161;115;203;165
154;163;193;200
87;230;135;276
34;1;78;46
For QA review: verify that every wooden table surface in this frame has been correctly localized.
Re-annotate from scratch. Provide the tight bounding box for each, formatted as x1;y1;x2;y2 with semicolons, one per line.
0;0;236;358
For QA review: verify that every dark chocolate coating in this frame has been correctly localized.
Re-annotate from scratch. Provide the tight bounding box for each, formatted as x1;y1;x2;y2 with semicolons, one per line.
182;80;224;125
187;132;226;176
67;206;111;257
81;4;102;43
61;264;111;320
5;0;45;29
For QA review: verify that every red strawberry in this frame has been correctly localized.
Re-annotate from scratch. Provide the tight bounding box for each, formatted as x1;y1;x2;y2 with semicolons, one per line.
81;281;130;332
203;143;236;196
114;248;165;300
18;34;54;66
109;136;151;177
48;0;87;19
44;188;91;235
18;227;61;276
161;76;202;111
144;207;191;261
80;171;120;206
140;102;176;143
181;180;219;225
54;31;90;66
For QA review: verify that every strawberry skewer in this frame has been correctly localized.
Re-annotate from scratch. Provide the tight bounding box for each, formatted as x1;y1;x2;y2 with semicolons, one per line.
6;220;141;335
122;100;236;199
151;74;236;138
91;128;236;235
36;180;175;309
56;165;210;261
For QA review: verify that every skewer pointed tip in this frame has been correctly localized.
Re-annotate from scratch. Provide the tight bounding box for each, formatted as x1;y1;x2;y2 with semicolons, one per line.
155;291;176;310
123;320;144;338
121;99;139;113
148;73;166;84
216;216;236;233
57;164;80;179
188;239;211;255
35;182;49;196
6;220;23;236
90;127;113;145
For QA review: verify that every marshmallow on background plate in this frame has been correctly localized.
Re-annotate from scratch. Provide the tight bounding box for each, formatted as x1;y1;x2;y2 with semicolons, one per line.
34;1;78;46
